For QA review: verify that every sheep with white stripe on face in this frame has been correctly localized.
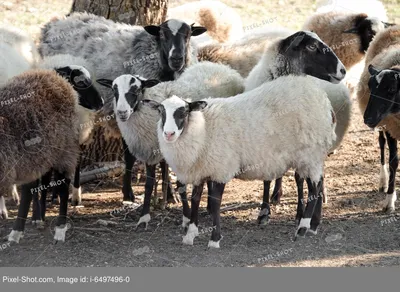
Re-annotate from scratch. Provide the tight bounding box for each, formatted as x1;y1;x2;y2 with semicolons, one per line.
144;75;336;248
97;61;245;229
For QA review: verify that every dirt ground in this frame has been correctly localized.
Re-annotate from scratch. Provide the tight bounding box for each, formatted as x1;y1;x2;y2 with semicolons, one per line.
1;99;400;267
1;0;400;267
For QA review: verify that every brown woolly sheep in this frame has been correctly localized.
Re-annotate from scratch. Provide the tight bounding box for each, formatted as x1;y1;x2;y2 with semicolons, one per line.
357;25;400;213
167;1;243;44
303;11;391;69
197;27;293;77
0;69;81;243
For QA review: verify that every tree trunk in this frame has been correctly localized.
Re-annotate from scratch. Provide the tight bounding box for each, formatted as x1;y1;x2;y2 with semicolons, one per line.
70;0;169;167
71;0;169;25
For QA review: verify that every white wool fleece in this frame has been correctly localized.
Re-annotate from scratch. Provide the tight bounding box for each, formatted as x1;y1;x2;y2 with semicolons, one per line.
158;75;336;186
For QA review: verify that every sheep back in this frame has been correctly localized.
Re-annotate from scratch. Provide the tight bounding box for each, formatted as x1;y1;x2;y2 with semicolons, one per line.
160;76;335;185
303;12;366;69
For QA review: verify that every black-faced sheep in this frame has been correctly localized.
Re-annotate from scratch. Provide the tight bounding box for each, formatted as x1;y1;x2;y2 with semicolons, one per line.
357;25;400;213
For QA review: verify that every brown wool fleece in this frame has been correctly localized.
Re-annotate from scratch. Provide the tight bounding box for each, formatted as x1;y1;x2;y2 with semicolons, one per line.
357;25;400;139
303;12;367;69
0;69;80;193
198;35;283;77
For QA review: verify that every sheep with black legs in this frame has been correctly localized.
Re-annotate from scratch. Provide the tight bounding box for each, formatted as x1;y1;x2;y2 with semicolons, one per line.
96;61;245;229
39;12;207;205
27;54;104;226
144;75;336;248
197;27;294;77
357;25;400;213
245;33;351;221
0;26;40;214
0;69;78;242
167;0;243;45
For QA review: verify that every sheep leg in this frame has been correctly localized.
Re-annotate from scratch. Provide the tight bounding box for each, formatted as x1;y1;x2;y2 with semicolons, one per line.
122;139;136;203
31;179;42;226
182;182;205;245
258;180;271;225
295;172;305;226
379;131;389;192
135;164;155;230
270;177;283;204
177;180;190;228
160;160;175;204
310;177;323;234
8;181;36;243
208;182;225;248
383;132;398;213
71;154;82;206
54;170;71;242
0;195;8;220
50;170;59;205
206;181;214;214
295;177;323;238
39;171;52;223
11;185;19;205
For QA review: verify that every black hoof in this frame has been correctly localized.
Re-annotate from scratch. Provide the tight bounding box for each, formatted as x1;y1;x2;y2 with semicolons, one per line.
296;227;307;237
122;188;135;202
257;215;270;226
271;190;282;205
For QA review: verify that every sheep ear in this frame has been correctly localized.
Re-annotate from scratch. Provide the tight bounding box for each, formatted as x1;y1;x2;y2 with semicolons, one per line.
55;66;71;78
96;79;113;88
368;64;380;76
189;101;207;111
141;99;162;111
144;25;161;36
343;27;358;34
191;26;207;36
382;21;396;28
142;79;160;88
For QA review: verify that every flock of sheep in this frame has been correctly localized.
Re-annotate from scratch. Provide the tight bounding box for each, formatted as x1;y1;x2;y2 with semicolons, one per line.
0;0;399;249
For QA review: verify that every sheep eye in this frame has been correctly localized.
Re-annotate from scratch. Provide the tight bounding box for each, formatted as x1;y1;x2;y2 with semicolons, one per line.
307;44;317;51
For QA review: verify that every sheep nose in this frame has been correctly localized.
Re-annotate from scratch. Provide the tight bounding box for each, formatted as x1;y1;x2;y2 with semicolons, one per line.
340;68;346;75
171;56;184;63
118;110;128;115
164;131;175;138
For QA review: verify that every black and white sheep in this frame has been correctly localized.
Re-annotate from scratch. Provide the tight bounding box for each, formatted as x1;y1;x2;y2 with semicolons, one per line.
143;75;336;248
357;25;400;213
167;0;243;45
39;12;207;204
244;31;351;219
96;61;245;229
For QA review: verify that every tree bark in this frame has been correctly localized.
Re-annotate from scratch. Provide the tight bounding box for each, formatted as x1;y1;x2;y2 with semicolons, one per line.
71;0;169;25
70;0;169;167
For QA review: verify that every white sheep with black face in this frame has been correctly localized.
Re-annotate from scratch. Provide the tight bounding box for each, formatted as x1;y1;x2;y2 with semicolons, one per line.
144;75;336;248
